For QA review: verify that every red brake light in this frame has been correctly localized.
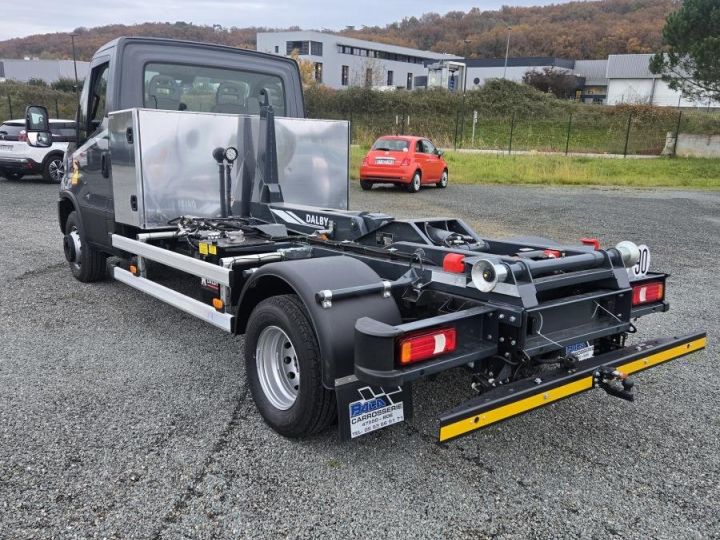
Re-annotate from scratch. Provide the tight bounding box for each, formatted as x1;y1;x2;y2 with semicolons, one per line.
400;157;411;166
631;281;664;306
398;327;456;366
443;253;465;273
18;130;28;142
362;155;368;165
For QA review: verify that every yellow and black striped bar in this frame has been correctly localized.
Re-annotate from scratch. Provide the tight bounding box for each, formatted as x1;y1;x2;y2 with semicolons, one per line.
438;333;707;442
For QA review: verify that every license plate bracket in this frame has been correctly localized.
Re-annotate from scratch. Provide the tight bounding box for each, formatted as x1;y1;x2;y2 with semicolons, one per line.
566;341;595;361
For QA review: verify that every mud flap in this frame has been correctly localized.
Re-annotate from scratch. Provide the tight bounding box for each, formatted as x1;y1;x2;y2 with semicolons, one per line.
335;375;413;440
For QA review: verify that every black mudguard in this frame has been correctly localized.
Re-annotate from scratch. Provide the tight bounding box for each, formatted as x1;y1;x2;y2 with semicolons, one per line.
238;255;402;388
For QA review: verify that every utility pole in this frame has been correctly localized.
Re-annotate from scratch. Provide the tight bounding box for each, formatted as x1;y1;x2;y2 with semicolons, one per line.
459;39;471;148
503;26;512;79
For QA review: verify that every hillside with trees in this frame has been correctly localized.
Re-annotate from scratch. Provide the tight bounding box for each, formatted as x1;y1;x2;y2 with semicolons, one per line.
0;0;676;61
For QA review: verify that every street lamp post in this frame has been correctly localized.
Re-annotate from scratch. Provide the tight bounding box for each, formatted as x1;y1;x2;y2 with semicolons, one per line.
459;39;471;148
503;26;512;79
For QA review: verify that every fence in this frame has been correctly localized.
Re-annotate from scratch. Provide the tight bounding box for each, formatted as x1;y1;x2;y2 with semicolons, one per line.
0;89;77;121
3;85;718;157
311;106;720;157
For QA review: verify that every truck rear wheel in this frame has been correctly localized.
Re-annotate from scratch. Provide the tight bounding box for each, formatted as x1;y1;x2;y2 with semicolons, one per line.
63;211;106;282
245;294;336;438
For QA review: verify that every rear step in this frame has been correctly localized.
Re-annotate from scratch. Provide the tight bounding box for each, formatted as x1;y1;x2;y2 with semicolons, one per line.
438;332;707;442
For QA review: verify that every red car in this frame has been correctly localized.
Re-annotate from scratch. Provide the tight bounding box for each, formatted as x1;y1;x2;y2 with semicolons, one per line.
359;136;449;193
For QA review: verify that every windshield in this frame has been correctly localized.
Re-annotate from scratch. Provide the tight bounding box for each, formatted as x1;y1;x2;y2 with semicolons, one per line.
372;138;409;152
144;62;286;116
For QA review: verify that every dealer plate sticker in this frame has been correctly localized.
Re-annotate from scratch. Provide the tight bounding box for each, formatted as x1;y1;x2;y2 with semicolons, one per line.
349;387;404;438
566;341;595;361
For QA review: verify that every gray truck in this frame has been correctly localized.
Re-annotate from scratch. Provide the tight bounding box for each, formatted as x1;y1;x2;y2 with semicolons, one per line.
25;37;706;441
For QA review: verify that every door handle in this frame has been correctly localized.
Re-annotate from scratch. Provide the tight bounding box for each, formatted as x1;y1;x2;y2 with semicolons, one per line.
101;154;110;178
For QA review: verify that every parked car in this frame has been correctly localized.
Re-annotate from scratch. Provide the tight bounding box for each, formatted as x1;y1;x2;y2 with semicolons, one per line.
359;135;449;193
0;118;75;182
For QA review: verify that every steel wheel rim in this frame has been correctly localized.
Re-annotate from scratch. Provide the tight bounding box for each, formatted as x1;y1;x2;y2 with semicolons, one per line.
49;159;64;182
413;174;420;190
256;325;300;410
440;171;448;186
66;226;82;270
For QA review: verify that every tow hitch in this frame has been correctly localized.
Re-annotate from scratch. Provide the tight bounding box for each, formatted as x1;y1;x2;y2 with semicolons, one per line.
595;367;635;402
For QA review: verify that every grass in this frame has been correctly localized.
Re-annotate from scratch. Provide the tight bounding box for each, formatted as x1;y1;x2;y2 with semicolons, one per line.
350;146;720;189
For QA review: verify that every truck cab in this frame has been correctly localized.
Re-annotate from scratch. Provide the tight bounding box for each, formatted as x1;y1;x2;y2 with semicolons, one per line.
58;37;305;255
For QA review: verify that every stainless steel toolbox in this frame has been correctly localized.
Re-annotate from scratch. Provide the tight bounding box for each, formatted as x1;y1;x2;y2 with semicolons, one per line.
109;108;350;229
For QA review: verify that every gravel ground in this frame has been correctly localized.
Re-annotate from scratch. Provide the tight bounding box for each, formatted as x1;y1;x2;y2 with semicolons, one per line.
0;176;717;539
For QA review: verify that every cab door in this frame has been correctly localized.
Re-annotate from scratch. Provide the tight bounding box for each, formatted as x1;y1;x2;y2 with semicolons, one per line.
71;58;113;247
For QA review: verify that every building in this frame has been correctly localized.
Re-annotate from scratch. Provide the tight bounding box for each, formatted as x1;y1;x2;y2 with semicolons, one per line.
604;54;716;107
573;59;608;104
256;31;458;89
464;57;576;89
0;59;89;84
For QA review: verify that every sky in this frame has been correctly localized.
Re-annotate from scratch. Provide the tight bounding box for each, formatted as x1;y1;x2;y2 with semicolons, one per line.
0;0;576;41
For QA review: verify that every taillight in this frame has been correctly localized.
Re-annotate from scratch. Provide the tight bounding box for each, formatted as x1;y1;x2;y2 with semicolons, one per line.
442;253;465;273
18;130;27;142
362;155;368;165
400;157;411;166
632;281;664;306
398;327;456;366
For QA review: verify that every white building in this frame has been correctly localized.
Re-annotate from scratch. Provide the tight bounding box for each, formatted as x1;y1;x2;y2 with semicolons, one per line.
0;59;89;84
256;30;458;90
464;57;576;88
605;54;717;108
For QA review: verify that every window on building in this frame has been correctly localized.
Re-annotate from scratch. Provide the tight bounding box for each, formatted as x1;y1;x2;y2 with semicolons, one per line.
274;45;279;54
314;62;323;83
365;68;373;87
341;65;349;86
406;72;413;90
387;70;394;86
286;40;309;55
310;41;323;56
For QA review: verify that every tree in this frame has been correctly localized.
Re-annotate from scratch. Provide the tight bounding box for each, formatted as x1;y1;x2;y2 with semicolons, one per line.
51;77;77;93
650;0;720;101
522;68;578;99
289;49;317;88
27;78;47;87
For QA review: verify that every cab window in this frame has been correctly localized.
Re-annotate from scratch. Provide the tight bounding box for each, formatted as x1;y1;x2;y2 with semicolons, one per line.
78;62;109;142
143;62;286;116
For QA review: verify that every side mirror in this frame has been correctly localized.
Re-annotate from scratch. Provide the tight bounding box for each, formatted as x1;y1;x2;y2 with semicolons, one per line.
437;149;445;157
25;105;52;148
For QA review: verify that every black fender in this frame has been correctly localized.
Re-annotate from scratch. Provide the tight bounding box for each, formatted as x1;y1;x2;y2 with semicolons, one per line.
57;192;80;234
236;255;402;389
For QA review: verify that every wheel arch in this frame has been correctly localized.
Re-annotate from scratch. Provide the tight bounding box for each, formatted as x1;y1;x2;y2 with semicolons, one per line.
235;256;402;388
58;194;79;233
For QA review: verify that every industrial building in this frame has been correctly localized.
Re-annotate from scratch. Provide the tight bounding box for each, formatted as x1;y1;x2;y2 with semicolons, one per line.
256;30;458;90
0;59;89;84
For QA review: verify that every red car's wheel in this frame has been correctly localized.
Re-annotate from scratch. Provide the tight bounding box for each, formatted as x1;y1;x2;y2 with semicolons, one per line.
437;169;448;188
360;180;373;191
407;171;421;193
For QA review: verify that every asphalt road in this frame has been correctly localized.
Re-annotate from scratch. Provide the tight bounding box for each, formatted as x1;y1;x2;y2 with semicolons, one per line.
1;177;718;539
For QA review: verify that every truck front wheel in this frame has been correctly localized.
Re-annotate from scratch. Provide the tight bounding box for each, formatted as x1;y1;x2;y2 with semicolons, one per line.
245;294;336;438
63;211;106;282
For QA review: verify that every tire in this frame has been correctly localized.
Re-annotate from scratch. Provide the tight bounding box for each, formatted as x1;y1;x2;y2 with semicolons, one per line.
245;294;336;438
64;211;106;282
407;171;421;193
4;171;23;180
43;154;64;183
437;169;449;188
360;180;373;191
